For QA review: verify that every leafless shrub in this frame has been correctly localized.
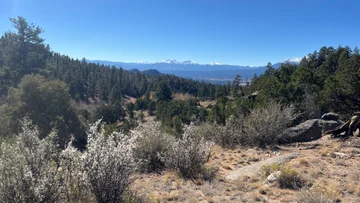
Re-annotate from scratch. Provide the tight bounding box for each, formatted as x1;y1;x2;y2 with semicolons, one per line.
164;124;213;178
242;101;297;147
299;91;321;120
132;122;175;172
194;118;242;148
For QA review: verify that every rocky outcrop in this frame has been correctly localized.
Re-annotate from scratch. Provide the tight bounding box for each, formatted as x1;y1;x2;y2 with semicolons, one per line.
278;118;343;144
318;119;342;134
278;119;322;143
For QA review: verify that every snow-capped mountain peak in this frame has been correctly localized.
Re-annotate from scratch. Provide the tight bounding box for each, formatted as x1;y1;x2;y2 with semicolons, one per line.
133;60;149;64
207;62;221;66
164;59;178;64
281;57;302;64
182;60;197;64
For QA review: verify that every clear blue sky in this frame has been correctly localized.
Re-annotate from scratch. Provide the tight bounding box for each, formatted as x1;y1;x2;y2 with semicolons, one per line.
1;0;359;66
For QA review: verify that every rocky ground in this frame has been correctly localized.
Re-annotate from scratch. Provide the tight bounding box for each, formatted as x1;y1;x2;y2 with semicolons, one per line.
131;133;360;202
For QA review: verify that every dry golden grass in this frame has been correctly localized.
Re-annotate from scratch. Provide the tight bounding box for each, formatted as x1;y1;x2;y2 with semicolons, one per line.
172;93;195;101
130;136;360;202
222;164;233;170
347;182;360;196
331;141;342;152
312;180;342;202
123;95;137;104
163;191;180;201
148;192;161;203
199;100;216;108
319;146;329;156
298;158;310;167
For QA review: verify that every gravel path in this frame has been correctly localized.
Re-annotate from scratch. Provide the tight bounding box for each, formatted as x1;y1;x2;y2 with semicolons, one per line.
225;152;299;181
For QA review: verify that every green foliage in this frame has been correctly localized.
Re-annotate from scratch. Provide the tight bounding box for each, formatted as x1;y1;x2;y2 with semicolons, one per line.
103;123;119;136
126;102;135;119
121;119;137;133
156;99;206;132
0;16;49;89
155;80;172;102
95;101;126;124
3;75;86;148
231;74;244;98
248;46;360;119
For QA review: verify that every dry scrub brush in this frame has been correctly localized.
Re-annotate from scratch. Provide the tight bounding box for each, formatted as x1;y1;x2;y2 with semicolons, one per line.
164;124;214;178
0;119;141;203
242;101;297;147
0;119;64;203
196;101;297;148
132;122;175;172
0;119;215;203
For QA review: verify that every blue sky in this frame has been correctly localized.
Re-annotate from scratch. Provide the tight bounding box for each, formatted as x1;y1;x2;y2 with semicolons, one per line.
1;0;359;66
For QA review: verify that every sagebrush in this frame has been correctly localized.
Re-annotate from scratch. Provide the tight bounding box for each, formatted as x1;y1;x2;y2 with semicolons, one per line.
164;124;213;178
133;122;175;172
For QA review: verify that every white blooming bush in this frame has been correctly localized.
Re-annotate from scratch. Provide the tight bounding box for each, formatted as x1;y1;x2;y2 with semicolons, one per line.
59;140;90;202
164;124;213;178
84;120;140;203
0;118;214;202
0;119;63;203
0;119;142;203
132;122;175;172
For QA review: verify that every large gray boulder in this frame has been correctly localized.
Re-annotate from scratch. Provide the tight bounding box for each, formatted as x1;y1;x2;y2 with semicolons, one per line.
321;112;340;121
278;119;322;143
278;119;343;144
318;119;342;133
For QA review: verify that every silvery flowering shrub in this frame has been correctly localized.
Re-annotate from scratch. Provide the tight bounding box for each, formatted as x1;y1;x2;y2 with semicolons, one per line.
0;119;63;203
84;120;140;203
0;119;142;203
132;122;175;172
164;124;213;178
59;140;90;202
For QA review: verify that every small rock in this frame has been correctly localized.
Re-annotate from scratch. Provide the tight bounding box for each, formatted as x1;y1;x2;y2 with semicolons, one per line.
264;171;282;185
246;149;257;155
266;174;277;182
321;112;340;121
333;152;350;159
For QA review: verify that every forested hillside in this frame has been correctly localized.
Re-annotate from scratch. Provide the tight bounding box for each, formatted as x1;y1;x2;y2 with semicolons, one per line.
1;17;360;148
0;17;227;148
251;46;360;118
2;16;360;203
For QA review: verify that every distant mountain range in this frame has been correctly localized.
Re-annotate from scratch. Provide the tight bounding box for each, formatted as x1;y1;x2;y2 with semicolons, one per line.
87;58;301;84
